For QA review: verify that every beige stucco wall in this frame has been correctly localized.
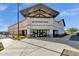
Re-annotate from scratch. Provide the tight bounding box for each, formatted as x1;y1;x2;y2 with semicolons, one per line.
26;17;53;29
26;17;53;25
8;17;65;36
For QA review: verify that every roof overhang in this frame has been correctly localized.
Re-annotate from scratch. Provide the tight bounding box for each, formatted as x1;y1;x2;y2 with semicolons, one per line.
62;19;66;26
20;4;59;18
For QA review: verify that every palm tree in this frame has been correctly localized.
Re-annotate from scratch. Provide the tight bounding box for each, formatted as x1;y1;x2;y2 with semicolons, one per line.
67;28;78;35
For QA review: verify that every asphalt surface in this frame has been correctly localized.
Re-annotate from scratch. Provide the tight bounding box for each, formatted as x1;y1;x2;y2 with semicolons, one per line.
0;35;79;56
69;35;79;41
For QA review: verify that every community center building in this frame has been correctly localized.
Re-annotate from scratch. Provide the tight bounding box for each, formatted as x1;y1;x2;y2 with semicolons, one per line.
8;4;65;38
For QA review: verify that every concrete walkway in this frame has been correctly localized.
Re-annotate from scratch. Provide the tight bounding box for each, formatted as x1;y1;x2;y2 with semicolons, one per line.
0;35;79;56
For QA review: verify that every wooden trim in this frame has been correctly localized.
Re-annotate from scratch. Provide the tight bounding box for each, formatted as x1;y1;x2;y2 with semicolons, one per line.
25;9;54;18
20;4;59;17
26;16;52;18
62;19;66;26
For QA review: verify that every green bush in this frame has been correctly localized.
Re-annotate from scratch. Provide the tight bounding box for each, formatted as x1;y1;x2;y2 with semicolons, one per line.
66;28;78;35
0;42;4;51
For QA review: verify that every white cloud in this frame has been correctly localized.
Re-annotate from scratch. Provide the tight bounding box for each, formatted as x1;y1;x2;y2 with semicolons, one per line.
19;3;35;10
22;3;35;6
0;5;7;11
60;8;79;16
0;19;9;31
0;27;8;31
0;19;4;23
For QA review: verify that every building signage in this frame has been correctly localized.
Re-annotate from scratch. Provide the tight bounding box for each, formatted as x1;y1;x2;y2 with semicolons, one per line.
32;21;48;23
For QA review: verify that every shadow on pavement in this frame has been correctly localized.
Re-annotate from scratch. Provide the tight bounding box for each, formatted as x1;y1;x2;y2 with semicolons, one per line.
69;35;79;41
30;35;79;50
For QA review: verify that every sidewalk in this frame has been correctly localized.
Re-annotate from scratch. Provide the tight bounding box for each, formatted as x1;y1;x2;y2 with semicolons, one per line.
0;38;60;56
0;36;79;56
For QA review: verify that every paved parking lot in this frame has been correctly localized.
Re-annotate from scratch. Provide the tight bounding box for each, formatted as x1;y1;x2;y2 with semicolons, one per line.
0;35;79;56
69;35;79;41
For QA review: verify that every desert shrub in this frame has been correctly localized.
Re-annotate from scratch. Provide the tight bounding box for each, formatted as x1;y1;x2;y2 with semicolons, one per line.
0;42;4;51
14;35;25;40
66;28;78;35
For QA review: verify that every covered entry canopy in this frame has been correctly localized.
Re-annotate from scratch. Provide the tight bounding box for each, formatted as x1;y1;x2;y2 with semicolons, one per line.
20;4;59;18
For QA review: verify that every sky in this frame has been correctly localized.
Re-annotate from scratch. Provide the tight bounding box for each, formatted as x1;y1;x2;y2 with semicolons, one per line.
0;3;79;31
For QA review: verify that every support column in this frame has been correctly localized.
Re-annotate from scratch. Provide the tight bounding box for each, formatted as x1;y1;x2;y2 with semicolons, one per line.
24;30;27;37
27;29;30;38
49;29;53;38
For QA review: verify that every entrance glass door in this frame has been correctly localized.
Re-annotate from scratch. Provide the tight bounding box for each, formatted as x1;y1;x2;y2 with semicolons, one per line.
31;29;48;37
53;30;58;36
31;29;37;37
